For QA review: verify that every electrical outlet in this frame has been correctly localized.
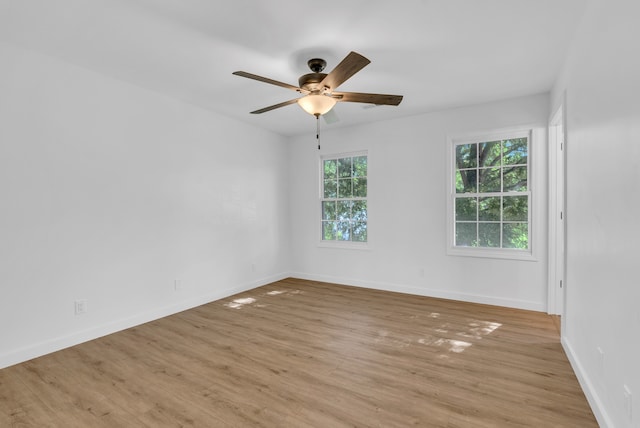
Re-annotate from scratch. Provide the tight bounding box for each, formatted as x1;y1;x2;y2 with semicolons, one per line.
623;385;632;421
74;299;87;315
419;268;425;277
174;279;183;291
251;263;256;273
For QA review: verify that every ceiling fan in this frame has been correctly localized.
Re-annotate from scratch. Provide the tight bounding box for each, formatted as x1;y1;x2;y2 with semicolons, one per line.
232;51;403;118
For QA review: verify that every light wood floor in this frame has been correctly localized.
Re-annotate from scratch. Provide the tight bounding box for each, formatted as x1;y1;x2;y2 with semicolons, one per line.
0;278;596;427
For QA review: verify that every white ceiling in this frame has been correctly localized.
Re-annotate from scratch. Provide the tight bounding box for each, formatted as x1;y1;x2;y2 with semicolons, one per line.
0;0;588;136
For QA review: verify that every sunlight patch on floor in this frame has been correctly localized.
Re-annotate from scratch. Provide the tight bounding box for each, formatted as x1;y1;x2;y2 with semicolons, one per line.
457;320;503;340
224;297;256;309
374;330;412;348
415;319;503;354
437;338;472;353
224;289;304;310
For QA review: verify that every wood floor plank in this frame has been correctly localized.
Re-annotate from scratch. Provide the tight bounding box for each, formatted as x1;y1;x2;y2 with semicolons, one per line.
0;278;596;427
0;368;65;427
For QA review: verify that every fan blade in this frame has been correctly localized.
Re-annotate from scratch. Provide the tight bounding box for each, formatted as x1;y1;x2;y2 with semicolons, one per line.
233;71;305;93
333;91;403;106
250;98;299;114
319;51;371;90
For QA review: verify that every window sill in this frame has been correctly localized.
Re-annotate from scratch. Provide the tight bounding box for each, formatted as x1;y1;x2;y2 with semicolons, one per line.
447;246;537;261
317;241;371;251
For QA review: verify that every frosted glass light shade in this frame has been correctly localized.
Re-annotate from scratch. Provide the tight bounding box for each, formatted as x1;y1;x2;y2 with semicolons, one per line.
297;94;337;116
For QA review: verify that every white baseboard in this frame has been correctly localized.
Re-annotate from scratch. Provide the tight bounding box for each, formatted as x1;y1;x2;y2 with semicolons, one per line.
0;272;289;370
290;272;545;312
562;336;613;428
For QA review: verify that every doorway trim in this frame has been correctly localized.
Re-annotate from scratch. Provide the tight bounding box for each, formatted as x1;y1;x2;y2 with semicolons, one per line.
547;100;566;319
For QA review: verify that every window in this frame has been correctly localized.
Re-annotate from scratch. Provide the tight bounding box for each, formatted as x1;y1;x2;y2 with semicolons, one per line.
321;152;368;243
448;130;532;258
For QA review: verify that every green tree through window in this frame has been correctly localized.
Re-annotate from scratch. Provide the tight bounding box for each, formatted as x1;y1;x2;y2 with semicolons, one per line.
321;153;367;242
453;135;530;250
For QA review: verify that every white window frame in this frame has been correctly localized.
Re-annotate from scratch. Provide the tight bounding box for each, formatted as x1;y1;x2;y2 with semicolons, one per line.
446;127;540;261
318;150;369;249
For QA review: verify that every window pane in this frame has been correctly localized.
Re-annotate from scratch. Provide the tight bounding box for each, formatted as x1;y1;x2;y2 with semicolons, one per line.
353;200;367;222
479;167;501;192
503;196;528;221
322;154;367;244
478;223;500;247
324;179;337;198
479;141;501;168
478;197;500;221
456;144;477;169
503;223;528;249
338;158;352;178
456;223;477;247
503;166;527;191
456;170;477;193
338;179;352;198
337;200;352;220
322;201;336;220
456;197;477;221
324;159;337;179
353;156;367;177
352;222;367;242
503;138;528;165
353;177;367;197
336;222;351;241
451;133;530;253
323;221;336;240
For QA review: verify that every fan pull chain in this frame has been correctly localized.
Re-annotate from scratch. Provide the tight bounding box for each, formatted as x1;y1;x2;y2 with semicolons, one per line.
315;113;321;150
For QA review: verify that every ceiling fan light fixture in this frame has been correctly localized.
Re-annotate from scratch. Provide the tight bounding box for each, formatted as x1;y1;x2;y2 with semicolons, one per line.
297;94;337;116
233;51;402;118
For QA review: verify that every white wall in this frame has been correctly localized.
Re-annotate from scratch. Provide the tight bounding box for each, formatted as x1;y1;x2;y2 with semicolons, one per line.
551;0;640;426
0;42;291;369
289;94;549;311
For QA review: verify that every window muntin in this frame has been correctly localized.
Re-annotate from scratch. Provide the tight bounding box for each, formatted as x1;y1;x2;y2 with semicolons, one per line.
453;134;530;251
321;153;367;242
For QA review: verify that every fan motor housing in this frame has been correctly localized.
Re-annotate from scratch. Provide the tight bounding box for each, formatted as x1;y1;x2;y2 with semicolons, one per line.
299;73;328;92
